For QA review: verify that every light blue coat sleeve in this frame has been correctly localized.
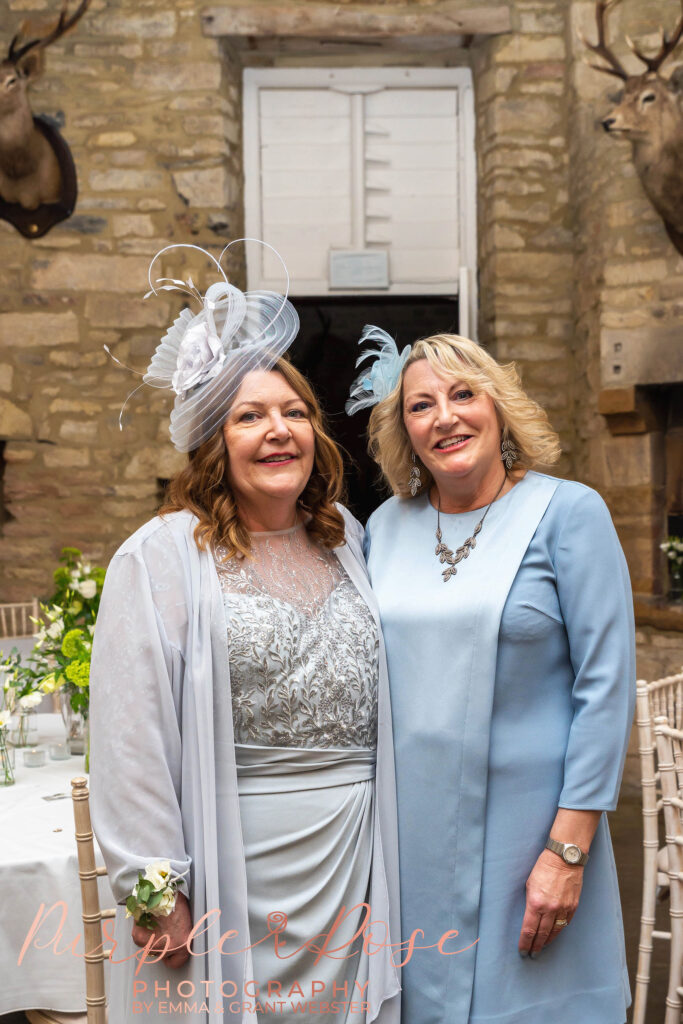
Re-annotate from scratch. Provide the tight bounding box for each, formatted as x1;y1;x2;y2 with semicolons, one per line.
555;487;636;811
90;527;192;903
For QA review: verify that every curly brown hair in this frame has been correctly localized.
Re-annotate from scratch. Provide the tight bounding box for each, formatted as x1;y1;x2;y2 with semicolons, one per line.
160;358;347;559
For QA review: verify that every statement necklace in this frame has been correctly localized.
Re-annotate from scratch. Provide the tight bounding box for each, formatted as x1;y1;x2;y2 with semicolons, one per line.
435;475;507;582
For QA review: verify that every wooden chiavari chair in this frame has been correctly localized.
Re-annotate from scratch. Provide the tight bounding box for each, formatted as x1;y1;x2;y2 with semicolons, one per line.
654;716;683;1024
633;672;683;1024
26;776;112;1024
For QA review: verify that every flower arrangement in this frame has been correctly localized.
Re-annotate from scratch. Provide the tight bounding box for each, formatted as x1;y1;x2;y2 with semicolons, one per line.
0;547;105;759
125;860;187;931
31;547;104;719
661;536;683;601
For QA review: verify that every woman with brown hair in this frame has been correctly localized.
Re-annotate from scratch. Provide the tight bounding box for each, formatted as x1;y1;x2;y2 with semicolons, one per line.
89;246;400;1024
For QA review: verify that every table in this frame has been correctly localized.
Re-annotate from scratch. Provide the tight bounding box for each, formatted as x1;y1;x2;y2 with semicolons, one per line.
0;714;113;1015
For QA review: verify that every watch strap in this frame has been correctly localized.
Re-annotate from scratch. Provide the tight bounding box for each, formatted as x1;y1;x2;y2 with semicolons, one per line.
545;837;589;866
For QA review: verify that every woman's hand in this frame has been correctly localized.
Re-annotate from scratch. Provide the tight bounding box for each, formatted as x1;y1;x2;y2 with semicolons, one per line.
131;891;192;968
518;849;583;956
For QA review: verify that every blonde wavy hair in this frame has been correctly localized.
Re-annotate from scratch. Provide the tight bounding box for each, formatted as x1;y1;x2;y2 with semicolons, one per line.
368;333;561;498
161;358;346;558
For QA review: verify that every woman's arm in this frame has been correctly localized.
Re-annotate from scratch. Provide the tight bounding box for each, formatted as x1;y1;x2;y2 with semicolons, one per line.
518;808;600;955
517;486;636;955
90;530;193;966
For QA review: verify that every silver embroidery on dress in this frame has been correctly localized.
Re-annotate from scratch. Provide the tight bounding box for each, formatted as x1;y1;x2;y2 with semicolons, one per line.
215;523;379;749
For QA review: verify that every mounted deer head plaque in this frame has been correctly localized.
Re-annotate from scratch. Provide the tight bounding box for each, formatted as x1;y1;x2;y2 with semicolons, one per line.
0;0;90;239
581;0;683;255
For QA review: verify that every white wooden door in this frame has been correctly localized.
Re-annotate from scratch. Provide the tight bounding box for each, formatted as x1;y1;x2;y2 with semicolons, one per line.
243;67;477;336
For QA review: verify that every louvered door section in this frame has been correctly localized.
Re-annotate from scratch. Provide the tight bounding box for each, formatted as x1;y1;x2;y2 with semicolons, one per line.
364;87;460;289
243;67;477;331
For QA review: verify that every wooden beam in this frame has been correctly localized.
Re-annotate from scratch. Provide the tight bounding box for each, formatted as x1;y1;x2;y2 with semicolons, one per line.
201;3;512;39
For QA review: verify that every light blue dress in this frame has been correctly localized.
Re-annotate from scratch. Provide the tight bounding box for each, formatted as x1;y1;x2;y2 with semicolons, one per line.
364;472;636;1024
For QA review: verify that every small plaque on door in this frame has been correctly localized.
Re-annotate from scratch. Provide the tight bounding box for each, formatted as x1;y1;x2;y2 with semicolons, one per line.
329;249;389;290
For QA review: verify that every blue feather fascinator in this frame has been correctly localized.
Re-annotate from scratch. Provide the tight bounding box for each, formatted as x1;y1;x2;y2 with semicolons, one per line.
346;325;412;415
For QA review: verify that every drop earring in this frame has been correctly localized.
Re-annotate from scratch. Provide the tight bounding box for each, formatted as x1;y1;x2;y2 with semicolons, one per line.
500;434;519;471
409;451;422;496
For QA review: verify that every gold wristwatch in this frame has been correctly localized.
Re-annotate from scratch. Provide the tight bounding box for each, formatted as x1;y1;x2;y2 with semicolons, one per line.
545;837;589;866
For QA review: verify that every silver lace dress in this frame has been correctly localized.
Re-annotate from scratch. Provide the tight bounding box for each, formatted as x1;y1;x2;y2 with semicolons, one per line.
215;523;379;1022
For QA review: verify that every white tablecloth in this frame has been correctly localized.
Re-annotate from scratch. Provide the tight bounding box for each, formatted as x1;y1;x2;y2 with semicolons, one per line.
0;713;114;1014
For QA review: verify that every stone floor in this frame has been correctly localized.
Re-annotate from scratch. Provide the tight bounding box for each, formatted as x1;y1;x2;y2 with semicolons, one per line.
0;792;674;1023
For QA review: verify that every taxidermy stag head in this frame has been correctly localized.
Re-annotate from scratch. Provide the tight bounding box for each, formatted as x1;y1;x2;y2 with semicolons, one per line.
580;0;683;254
0;0;89;230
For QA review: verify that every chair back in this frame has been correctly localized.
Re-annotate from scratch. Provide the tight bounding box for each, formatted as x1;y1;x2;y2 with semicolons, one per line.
0;597;39;637
71;776;113;1023
653;717;683;1024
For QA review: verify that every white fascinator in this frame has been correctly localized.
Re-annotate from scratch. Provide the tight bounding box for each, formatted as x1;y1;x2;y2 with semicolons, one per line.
345;325;412;415
111;239;299;453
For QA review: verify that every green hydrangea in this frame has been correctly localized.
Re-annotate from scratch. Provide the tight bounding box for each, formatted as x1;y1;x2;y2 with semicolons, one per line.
61;629;84;659
65;660;90;689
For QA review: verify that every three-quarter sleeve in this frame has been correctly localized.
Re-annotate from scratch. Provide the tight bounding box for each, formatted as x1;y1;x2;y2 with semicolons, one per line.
89;529;192;903
555;487;636;811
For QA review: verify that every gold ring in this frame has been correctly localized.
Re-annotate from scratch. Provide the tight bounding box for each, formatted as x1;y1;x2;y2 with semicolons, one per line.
554;918;568;928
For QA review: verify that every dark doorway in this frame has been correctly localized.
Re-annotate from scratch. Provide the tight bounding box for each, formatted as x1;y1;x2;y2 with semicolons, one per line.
288;295;459;523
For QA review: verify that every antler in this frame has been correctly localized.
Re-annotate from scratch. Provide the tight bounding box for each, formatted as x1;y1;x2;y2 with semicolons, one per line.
625;0;683;73
8;0;90;65
578;0;630;80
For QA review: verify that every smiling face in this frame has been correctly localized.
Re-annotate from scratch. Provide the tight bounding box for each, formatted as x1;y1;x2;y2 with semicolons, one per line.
222;368;315;527
402;358;503;498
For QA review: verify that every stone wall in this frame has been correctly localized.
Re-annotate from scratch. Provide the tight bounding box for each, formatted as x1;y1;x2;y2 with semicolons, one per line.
472;0;575;478
0;0;244;596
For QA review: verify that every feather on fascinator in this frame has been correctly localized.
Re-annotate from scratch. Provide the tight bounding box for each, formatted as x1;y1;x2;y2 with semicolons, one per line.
109;239;299;454
345;325;412;415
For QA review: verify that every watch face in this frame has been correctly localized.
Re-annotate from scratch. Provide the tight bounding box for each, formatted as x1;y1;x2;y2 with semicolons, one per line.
564;844;582;864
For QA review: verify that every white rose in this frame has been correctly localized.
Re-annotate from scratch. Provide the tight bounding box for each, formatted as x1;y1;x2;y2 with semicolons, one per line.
0;709;10;729
77;579;97;600
19;692;42;709
143;860;172;891
172;319;225;399
153;890;177;918
47;619;64;640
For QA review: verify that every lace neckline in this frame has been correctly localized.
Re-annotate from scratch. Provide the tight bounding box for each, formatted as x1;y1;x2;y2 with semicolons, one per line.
249;521;305;540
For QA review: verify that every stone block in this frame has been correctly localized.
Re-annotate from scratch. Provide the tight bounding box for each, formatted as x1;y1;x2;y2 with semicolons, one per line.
0;364;13;392
517;11;565;33
85;295;171;329
597;434;665;489
124;445;187;481
604;260;668;287
132;63;222;93
59;420;100;443
172;166;231;208
89;11;177;38
494;252;570;279
138;199;167;212
89;169;166;191
0;399;32;439
112;214;156;238
32;255;149;292
49;399;102;416
0;312;79;347
489;97;562;136
493;34;566;63
43;447;91;468
182;115;226;137
93;131;138;147
4;442;36;463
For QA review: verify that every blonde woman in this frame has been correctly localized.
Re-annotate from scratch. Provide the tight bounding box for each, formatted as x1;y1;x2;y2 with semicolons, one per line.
89;249;401;1024
347;329;635;1024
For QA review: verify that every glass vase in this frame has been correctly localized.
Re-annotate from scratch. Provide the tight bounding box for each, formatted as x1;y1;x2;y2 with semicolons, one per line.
0;729;14;785
13;708;38;748
59;690;86;755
